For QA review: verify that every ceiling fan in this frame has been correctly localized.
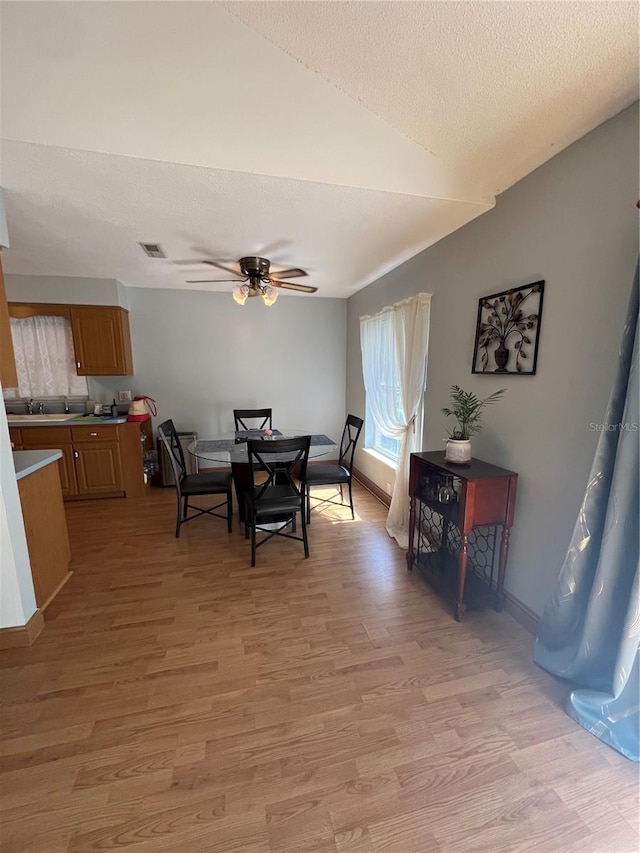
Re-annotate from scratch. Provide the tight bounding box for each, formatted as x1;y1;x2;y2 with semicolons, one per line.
185;256;318;306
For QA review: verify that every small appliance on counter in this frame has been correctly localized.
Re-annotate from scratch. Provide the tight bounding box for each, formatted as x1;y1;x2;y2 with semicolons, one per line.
127;395;157;422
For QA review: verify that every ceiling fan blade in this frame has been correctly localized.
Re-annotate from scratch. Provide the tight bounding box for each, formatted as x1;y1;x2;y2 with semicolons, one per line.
185;278;247;284
201;260;243;275
173;258;232;265
269;267;308;280
268;279;318;293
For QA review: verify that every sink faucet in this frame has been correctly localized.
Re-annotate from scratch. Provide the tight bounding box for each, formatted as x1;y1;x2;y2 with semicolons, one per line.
63;397;70;414
37;401;44;414
27;398;35;414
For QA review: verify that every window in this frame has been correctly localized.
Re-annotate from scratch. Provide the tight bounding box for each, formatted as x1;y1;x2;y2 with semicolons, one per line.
360;293;431;546
361;311;405;464
366;386;402;462
3;315;88;399
360;296;430;469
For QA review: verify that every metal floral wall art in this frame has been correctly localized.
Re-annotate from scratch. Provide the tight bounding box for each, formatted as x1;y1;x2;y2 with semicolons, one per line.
472;280;545;375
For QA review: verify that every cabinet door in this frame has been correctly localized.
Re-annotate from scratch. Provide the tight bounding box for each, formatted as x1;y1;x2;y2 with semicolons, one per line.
0;255;18;388
70;307;133;376
23;444;77;497
52;445;77;497
19;429;78;497
74;441;123;496
116;421;147;498
9;428;23;450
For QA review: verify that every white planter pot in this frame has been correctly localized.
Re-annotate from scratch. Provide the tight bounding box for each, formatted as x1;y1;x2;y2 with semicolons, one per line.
445;438;471;464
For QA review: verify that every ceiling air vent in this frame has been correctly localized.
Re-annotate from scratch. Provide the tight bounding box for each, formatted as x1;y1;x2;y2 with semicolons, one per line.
139;242;166;259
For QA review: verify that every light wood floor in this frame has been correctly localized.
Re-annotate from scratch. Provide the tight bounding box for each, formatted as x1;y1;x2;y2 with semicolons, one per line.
1;484;638;853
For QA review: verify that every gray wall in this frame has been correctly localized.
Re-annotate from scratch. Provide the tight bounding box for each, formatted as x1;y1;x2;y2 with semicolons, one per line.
347;104;639;617
90;288;347;443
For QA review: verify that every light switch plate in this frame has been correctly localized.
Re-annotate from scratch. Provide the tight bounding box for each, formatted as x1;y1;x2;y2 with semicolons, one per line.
117;390;133;403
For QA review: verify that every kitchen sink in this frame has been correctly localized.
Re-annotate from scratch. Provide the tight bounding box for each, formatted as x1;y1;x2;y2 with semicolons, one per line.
7;413;79;423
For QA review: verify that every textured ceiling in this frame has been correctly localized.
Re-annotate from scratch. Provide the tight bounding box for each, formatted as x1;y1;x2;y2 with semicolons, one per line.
1;1;637;298
224;1;639;194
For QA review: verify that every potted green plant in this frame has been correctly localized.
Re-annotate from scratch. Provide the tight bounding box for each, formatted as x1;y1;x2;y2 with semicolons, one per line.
442;385;506;463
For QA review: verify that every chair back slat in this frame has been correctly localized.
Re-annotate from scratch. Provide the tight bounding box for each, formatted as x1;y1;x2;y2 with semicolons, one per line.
158;419;187;489
338;414;364;472
234;408;273;431
245;435;311;565
246;436;310;512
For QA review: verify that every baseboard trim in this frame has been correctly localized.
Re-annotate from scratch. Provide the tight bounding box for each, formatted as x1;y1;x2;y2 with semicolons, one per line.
503;592;540;635
353;468;391;508
0;609;45;649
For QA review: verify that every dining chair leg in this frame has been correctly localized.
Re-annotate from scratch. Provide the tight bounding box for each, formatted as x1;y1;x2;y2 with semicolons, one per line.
301;510;309;558
226;491;233;533
306;486;312;525
175;500;182;539
251;519;257;568
348;480;355;519
243;494;250;538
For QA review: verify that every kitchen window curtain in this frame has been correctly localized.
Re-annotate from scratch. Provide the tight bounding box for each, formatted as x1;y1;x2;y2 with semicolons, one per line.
534;263;639;761
3;315;88;399
361;293;431;548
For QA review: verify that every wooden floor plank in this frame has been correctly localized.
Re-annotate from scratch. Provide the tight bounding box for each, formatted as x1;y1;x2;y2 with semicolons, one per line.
0;484;637;852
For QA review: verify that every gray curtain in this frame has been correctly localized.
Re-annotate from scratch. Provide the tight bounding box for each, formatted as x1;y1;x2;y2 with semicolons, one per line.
534;263;639;761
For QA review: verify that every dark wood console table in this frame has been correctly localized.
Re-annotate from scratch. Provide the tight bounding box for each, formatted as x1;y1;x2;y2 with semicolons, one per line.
407;451;518;621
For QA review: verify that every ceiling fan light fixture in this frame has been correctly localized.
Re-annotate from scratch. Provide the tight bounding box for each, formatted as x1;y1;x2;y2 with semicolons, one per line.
187;256;315;302
261;285;278;307
233;284;250;305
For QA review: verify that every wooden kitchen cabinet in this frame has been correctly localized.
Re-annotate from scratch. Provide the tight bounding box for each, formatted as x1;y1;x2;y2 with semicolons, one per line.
14;421;147;500
0;255;18;388
17;456;71;610
13;426;77;497
74;440;123;495
29;442;76;497
8;302;134;376
70;306;134;376
55;445;77;497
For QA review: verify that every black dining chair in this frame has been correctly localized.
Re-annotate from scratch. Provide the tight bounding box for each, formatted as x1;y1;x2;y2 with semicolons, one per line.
305;414;364;523
233;408;272;431
244;435;311;567
157;419;233;538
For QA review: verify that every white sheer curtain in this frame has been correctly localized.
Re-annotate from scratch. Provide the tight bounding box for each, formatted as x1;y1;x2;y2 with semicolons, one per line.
361;293;431;547
4;315;88;399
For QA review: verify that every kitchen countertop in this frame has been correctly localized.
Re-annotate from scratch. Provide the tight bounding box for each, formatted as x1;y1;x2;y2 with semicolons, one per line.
7;415;129;426
13;449;63;480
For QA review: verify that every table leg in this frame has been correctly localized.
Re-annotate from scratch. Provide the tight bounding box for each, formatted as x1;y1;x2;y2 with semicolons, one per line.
496;525;511;611
407;495;416;570
231;462;250;526
456;533;469;622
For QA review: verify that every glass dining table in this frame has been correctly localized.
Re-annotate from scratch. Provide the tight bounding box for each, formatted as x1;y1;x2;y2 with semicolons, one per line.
188;429;338;524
